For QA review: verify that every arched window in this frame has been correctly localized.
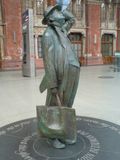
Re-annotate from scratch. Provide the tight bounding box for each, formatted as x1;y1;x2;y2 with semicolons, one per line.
68;0;84;21
37;35;42;57
36;0;45;15
101;3;107;23
69;33;83;57
101;2;115;23
118;6;120;28
75;0;83;20
0;1;4;60
101;34;113;56
22;0;33;12
25;0;33;9
109;4;114;22
0;1;2;23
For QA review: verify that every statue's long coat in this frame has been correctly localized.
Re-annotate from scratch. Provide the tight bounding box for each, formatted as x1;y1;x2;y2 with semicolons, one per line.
40;10;80;107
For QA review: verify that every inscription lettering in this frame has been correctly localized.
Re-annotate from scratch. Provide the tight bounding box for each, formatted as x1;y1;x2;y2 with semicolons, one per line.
0;130;6;136
78;130;100;160
15;135;36;160
108;126;120;132
0;118;119;160
80;153;94;160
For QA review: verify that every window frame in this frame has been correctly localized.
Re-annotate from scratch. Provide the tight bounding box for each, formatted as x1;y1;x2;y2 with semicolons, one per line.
68;0;84;21
25;0;33;10
101;34;113;56
37;35;42;58
36;0;44;15
101;3;115;23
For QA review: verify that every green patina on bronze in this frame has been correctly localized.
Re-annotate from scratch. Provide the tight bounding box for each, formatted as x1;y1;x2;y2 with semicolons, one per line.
37;4;80;149
37;106;77;144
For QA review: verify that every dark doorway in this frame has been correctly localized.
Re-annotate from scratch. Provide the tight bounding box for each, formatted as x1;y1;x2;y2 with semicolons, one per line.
69;32;84;65
101;34;114;64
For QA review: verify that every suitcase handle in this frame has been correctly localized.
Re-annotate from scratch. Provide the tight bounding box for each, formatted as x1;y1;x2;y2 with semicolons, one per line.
56;94;62;107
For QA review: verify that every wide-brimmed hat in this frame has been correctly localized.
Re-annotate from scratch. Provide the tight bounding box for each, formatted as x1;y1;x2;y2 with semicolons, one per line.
42;4;61;25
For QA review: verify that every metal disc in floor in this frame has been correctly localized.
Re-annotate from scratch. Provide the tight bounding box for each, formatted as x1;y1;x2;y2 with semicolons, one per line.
0;116;120;160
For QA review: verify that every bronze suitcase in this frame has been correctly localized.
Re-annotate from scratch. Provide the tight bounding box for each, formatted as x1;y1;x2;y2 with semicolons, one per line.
36;105;77;144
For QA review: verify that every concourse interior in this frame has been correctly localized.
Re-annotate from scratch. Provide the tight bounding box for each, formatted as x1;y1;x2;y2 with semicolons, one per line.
0;65;120;127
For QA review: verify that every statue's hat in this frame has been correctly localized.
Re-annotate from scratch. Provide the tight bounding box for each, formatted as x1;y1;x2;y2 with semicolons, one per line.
42;4;61;25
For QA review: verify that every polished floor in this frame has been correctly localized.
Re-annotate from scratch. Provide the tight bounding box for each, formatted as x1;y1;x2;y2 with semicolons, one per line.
0;65;120;127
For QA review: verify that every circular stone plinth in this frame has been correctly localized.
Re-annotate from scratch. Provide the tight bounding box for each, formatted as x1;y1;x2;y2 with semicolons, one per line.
0;117;120;160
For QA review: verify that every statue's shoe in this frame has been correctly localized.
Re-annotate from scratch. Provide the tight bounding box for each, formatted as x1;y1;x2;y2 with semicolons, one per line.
47;138;66;149
65;139;76;145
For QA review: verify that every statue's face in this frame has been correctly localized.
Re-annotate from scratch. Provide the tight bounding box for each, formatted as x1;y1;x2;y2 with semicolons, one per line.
48;9;65;27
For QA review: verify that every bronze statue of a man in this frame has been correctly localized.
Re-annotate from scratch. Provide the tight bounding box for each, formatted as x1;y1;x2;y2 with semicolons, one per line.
40;4;80;107
39;4;80;148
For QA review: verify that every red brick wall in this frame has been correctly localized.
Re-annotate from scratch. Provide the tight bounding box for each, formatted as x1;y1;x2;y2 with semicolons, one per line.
86;3;101;56
3;0;22;60
116;6;120;51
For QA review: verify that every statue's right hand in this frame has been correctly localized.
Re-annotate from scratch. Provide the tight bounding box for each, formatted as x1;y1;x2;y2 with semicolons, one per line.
51;88;58;95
